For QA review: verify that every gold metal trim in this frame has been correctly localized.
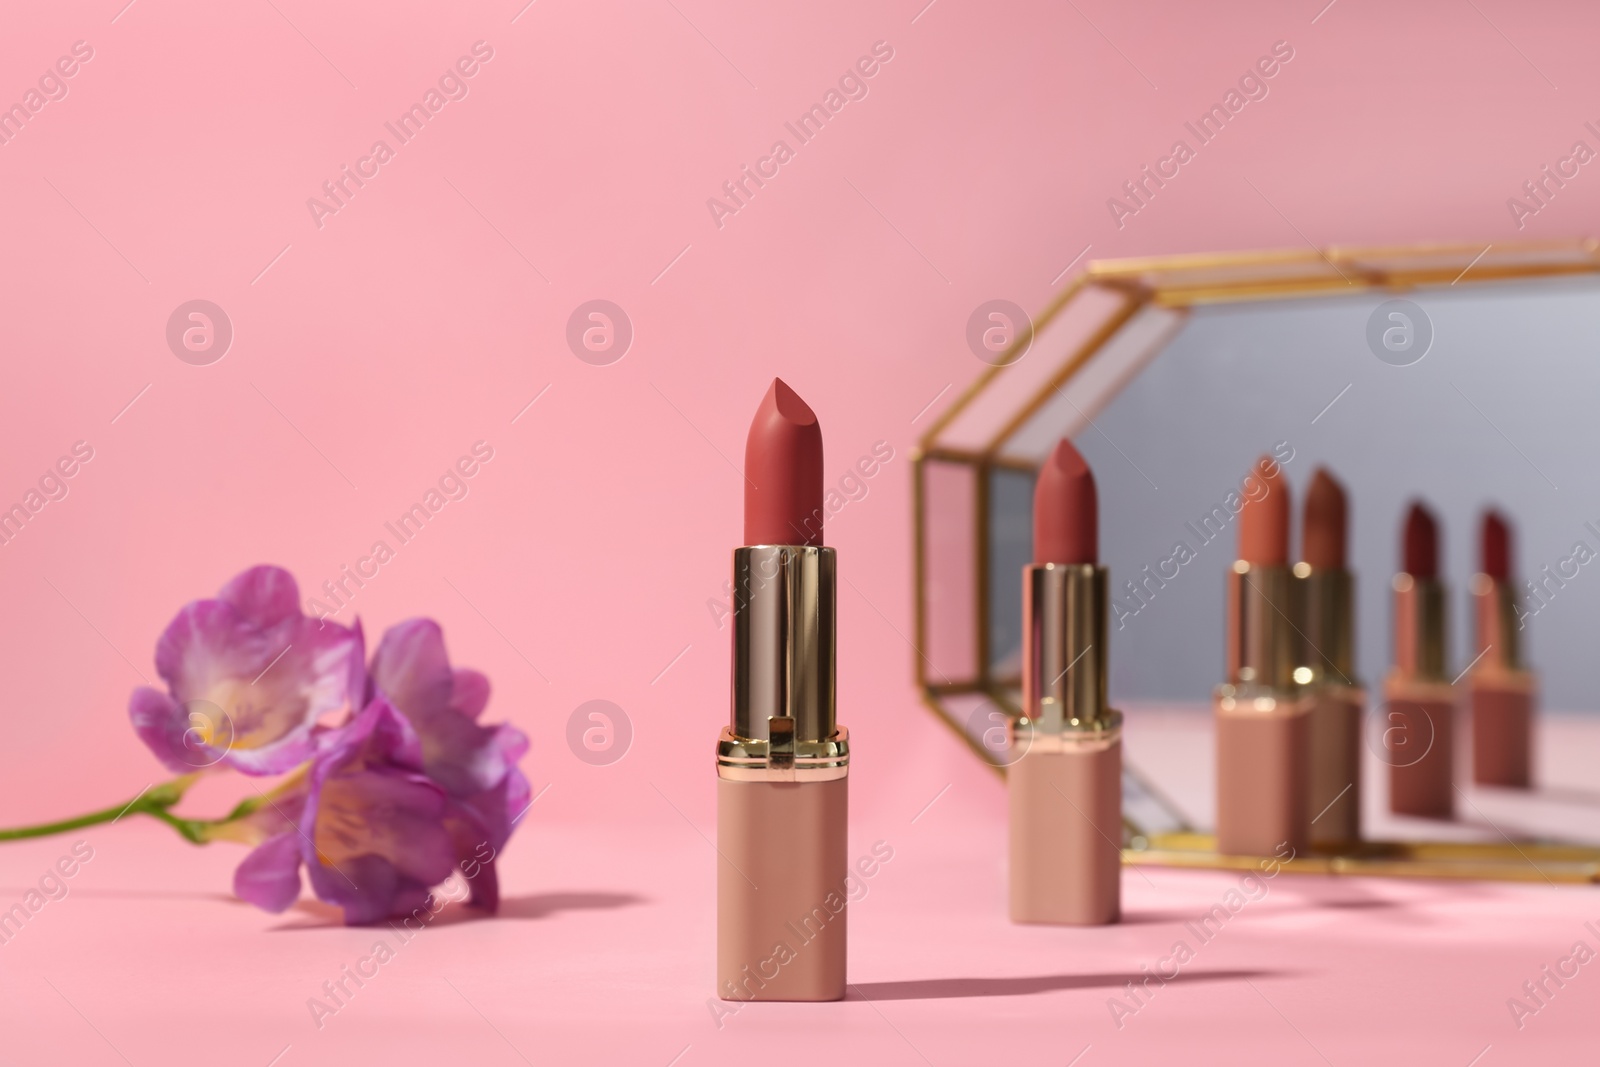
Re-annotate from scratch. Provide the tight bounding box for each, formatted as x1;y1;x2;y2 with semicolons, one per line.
1295;564;1356;684
1129;832;1600;884
1227;562;1299;691
1471;574;1522;671
1021;563;1110;731
731;545;836;743
1392;574;1448;681
716;726;849;770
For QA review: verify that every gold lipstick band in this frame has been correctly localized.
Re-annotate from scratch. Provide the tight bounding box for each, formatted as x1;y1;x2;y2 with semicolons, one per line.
1469;574;1521;671
1293;564;1355;685
1392;573;1447;681
1020;563;1112;732
1227;562;1299;692
723;545;847;771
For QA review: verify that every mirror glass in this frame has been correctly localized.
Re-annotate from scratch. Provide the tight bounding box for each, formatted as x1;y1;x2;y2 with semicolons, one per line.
914;247;1600;852
1082;278;1598;710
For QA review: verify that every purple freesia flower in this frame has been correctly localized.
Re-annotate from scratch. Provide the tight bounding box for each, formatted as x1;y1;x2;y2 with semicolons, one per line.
232;619;529;923
368;619;528;800
365;618;530;913
129;566;364;775
234;699;457;924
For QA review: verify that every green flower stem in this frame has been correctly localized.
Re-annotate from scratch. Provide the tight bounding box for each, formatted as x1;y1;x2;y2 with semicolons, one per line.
0;773;216;845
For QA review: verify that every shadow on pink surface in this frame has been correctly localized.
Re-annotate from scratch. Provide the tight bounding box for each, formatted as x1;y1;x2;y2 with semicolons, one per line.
267;889;645;930
849;968;1283;1001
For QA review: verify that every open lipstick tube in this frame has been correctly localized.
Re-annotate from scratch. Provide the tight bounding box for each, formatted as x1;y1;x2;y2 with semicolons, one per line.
1215;455;1310;857
1385;502;1454;818
1295;468;1364;847
1009;440;1121;926
1469;510;1535;788
717;380;848;1003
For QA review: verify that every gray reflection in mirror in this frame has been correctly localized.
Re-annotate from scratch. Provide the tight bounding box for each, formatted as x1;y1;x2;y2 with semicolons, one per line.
988;467;1033;680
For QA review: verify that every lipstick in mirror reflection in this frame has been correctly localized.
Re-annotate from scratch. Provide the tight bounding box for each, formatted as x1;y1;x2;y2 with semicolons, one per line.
1215;454;1310;857
1385;501;1456;818
1295;468;1364;847
1468;509;1536;788
1009;438;1122;925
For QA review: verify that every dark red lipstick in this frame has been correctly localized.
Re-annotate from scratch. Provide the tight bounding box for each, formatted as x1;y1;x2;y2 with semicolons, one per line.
1403;502;1439;580
1481;510;1510;582
1387;498;1453;818
1470;506;1533;789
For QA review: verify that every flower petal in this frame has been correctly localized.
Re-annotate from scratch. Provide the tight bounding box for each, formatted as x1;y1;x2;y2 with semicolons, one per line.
234;832;303;912
368;619;453;720
442;799;500;912
218;565;302;632
154;598;270;704
140;566;364;776
420;718;527;798
314;768;454;883
306;853;404;926
128;687;199;773
451;669;490;720
293;700;455;924
368;623;521;797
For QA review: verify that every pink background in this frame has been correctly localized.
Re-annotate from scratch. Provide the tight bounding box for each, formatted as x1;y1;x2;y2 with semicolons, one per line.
2;0;1599;1062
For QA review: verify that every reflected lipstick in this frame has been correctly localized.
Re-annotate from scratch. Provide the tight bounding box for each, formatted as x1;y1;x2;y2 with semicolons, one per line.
717;379;848;1002
1215;454;1309;856
1469;509;1535;788
1385;501;1454;818
1009;439;1121;925
1295;468;1364;846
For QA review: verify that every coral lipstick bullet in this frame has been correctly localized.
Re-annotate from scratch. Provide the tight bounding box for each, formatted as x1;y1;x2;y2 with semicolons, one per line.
1296;468;1364;846
717;379;848;1003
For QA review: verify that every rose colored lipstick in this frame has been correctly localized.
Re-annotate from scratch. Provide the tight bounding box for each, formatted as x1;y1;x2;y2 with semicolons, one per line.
1033;440;1098;565
717;378;848;1003
1295;468;1363;847
1215;454;1310;857
1010;439;1121;926
1385;500;1455;818
1469;508;1536;788
744;379;825;546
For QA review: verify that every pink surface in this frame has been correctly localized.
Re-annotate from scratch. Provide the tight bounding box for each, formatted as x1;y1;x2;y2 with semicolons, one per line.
4;716;1600;1064
4;0;1600;1061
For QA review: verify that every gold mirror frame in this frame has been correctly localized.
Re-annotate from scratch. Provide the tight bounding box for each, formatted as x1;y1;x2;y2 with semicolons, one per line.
912;237;1600;883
